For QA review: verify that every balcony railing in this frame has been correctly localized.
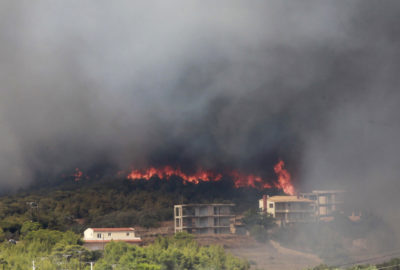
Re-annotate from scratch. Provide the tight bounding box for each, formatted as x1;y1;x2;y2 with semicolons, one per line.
181;225;231;229
180;214;235;218
275;209;314;213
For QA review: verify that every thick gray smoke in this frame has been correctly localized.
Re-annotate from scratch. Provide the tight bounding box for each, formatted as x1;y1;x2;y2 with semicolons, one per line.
1;0;400;239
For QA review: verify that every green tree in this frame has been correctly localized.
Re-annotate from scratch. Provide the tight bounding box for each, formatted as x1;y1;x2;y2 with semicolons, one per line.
241;209;275;229
20;221;41;237
0;229;5;242
95;234;249;270
0;258;8;270
241;209;275;242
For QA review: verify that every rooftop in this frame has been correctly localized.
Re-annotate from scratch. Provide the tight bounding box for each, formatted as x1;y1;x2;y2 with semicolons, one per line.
174;203;235;207
90;228;135;232
311;190;346;194
267;196;314;203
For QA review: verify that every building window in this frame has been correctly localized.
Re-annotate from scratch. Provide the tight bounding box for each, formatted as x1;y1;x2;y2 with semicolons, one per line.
97;233;101;239
126;232;130;236
269;203;274;208
108;233;111;236
176;218;181;227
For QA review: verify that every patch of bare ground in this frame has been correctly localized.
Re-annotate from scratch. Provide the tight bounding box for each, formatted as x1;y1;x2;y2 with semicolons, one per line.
136;228;322;269
135;221;175;244
196;235;322;270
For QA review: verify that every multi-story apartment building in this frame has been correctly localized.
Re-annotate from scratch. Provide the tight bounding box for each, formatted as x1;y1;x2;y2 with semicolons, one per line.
174;204;234;234
259;195;316;226
301;190;345;221
259;190;347;225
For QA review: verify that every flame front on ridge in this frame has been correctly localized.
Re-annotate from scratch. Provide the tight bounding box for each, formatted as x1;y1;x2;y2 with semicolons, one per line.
126;160;295;195
127;166;221;184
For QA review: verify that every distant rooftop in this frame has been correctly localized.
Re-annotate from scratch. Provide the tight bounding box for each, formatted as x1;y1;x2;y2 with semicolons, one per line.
267;196;314;203
174;203;235;207
311;190;346;194
90;228;135;232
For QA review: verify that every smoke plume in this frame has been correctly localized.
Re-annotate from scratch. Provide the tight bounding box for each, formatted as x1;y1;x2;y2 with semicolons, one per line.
1;1;400;241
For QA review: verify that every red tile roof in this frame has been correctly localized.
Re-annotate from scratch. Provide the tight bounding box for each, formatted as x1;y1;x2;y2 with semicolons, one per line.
91;228;135;232
84;239;141;243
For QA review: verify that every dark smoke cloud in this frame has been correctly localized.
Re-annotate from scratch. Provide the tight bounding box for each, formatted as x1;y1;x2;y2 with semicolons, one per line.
1;0;400;241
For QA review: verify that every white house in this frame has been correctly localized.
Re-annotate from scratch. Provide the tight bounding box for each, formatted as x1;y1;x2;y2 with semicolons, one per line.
83;227;141;250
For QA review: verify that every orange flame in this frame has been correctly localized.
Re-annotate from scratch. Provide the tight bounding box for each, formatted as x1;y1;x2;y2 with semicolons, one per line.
231;171;272;189
73;168;83;181
69;168;90;181
127;166;222;184
273;160;295;195
126;160;295;194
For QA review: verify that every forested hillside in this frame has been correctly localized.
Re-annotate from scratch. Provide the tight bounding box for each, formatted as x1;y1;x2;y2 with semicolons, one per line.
0;176;275;239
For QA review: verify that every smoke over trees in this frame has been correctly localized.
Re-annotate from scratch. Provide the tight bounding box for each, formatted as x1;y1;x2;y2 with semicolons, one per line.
1;0;400;242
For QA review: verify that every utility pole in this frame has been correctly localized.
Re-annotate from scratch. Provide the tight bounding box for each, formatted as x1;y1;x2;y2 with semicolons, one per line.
78;250;82;270
27;202;39;222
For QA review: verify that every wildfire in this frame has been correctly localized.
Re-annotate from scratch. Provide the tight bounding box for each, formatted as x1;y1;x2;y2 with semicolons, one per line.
126;160;295;194
70;168;89;181
73;168;83;181
274;160;295;195
231;171;272;189
127;166;222;184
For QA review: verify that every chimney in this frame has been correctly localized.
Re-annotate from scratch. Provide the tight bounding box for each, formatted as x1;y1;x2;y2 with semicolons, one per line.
262;195;268;211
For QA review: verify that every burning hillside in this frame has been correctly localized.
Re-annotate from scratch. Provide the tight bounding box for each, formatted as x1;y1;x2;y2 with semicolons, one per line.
127;160;295;195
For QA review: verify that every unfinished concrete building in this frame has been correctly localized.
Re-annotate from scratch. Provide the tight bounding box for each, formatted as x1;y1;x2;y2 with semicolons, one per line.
301;190;345;221
174;204;234;234
259;195;315;226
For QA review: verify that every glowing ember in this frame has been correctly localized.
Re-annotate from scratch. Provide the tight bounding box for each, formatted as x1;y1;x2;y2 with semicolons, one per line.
69;168;90;181
274;160;295;195
126;160;295;194
73;168;83;181
231;171;272;189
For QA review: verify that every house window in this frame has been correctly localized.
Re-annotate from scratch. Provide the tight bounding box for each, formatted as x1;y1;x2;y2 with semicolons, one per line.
108;233;111;236
269;203;274;208
97;233;101;239
126;232;130;236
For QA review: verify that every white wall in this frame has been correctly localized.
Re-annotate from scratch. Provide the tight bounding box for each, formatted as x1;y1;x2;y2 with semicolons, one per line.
83;229;140;241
